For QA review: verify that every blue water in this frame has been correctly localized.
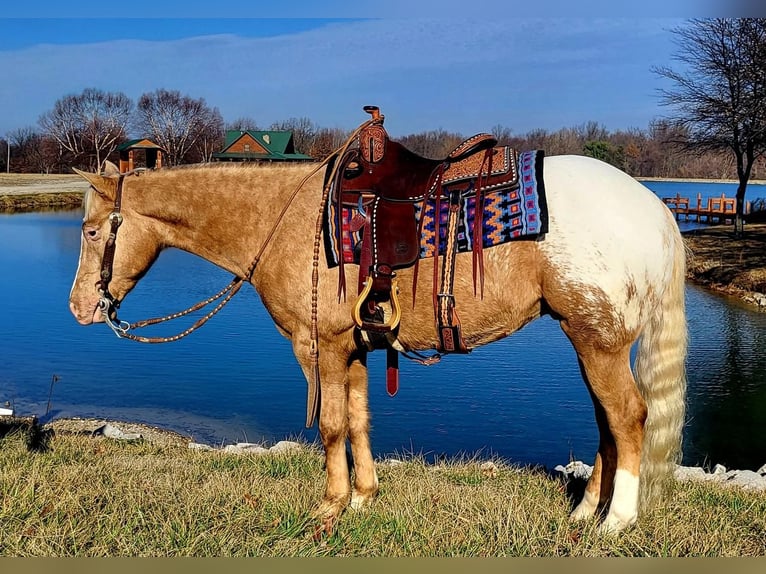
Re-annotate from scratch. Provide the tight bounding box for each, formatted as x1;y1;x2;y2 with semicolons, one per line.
640;179;766;200
1;180;765;471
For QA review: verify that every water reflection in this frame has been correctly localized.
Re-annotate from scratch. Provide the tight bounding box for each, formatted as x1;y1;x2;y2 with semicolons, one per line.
684;286;766;469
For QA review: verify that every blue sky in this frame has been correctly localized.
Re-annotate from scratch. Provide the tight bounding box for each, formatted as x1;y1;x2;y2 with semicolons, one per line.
0;11;727;139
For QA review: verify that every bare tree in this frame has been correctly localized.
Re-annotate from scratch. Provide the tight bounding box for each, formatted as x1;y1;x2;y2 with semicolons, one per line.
226;116;260;131
9;127;42;173
578;120;610;143
5;127;66;174
39;88;132;171
0;137;8;173
135;89;221;166
654;18;766;234
191;107;225;163
308;127;349;161
520;128;551;154
398;129;466;159
490;124;514;146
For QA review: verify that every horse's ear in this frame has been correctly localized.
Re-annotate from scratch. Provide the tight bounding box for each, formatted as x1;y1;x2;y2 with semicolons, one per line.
101;160;121;176
72;167;119;202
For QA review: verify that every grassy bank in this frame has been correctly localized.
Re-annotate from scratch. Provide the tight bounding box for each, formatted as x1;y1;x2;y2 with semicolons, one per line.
0;192;84;212
0;173;86;212
1;430;765;557
682;223;766;306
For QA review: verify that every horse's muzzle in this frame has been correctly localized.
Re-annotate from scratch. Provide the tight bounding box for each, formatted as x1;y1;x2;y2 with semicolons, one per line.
69;300;105;325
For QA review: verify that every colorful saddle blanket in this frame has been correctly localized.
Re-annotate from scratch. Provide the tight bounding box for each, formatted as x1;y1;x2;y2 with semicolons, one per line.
323;149;548;267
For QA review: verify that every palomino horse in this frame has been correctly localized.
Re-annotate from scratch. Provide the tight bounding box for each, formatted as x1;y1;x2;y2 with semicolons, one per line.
69;150;686;534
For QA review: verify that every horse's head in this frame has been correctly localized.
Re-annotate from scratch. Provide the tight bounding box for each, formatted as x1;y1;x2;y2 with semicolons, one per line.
69;161;162;325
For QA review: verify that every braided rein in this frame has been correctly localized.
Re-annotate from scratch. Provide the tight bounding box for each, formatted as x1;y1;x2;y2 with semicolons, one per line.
96;158;324;344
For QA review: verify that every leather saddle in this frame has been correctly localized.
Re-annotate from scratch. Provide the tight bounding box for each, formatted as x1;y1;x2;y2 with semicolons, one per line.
327;106;519;392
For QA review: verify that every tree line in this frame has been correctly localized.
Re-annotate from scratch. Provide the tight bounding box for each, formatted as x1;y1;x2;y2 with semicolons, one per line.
0;87;353;174
398;120;765;181
1;86;763;181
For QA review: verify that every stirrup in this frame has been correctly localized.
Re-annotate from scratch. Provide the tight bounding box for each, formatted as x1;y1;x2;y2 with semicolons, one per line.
352;277;402;332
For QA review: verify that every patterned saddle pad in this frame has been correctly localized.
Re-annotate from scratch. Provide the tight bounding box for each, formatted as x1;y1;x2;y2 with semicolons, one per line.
323;149;548;267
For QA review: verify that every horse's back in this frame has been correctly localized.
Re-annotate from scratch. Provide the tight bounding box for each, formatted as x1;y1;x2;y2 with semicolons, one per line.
538;155;682;339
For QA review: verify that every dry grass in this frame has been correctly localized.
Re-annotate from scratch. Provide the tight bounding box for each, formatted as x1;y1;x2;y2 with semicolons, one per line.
1;431;765;557
0;173;83;187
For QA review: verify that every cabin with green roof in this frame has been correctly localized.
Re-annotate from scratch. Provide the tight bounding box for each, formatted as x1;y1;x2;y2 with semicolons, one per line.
213;130;314;162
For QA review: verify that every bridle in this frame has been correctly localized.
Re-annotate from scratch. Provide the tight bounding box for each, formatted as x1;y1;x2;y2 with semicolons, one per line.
95;173;125;325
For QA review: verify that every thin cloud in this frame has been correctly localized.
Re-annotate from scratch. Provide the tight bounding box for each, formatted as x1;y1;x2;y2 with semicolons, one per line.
0;18;678;137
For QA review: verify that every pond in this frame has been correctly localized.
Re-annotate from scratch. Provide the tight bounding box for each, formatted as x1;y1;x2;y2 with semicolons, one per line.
1;181;765;471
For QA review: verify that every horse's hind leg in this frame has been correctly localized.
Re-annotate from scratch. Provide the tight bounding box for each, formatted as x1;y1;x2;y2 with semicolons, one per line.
570;373;617;522
567;337;647;533
346;350;379;509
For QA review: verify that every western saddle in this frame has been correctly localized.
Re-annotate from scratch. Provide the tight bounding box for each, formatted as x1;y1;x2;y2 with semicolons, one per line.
326;106;520;394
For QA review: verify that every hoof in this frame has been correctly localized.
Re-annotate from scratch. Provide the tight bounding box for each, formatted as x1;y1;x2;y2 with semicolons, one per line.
312;514;336;541
311;496;349;522
569;505;596;522
569;491;599;521
350;489;375;511
597;513;636;535
310;497;348;541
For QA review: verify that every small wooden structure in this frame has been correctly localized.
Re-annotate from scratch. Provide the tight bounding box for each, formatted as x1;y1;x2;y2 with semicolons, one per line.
117;138;165;173
663;192;751;224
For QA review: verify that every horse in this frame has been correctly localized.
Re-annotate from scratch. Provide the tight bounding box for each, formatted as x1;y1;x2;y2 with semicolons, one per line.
68;146;687;535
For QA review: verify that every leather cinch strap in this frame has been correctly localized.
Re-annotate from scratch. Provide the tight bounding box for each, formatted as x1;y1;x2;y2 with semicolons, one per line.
436;189;469;353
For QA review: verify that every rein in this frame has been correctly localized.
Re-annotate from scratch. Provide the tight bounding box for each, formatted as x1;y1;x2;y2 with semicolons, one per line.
96;170;257;343
94;120;376;426
97;161;323;343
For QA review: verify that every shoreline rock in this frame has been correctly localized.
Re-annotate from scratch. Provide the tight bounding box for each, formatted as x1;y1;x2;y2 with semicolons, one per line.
188;439;303;456
50;419;766;493
554;460;766;492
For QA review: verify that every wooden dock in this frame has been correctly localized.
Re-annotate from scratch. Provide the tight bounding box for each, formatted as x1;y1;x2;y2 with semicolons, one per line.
662;193;751;224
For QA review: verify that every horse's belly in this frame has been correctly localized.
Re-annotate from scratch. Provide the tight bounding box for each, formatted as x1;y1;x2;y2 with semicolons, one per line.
392;242;544;350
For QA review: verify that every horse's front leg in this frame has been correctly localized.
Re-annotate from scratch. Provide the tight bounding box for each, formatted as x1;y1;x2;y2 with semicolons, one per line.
315;350;354;522
292;336;353;522
347;350;378;509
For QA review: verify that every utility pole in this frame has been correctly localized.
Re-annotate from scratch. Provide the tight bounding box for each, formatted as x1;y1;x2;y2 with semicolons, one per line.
5;137;8;173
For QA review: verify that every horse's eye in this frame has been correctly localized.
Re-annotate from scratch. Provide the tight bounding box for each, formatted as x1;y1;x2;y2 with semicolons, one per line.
82;224;100;241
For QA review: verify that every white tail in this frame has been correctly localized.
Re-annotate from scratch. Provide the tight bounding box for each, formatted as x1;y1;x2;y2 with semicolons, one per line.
634;221;688;510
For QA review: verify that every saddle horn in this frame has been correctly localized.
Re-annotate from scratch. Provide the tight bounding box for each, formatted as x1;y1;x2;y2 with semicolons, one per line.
363;105;383;122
